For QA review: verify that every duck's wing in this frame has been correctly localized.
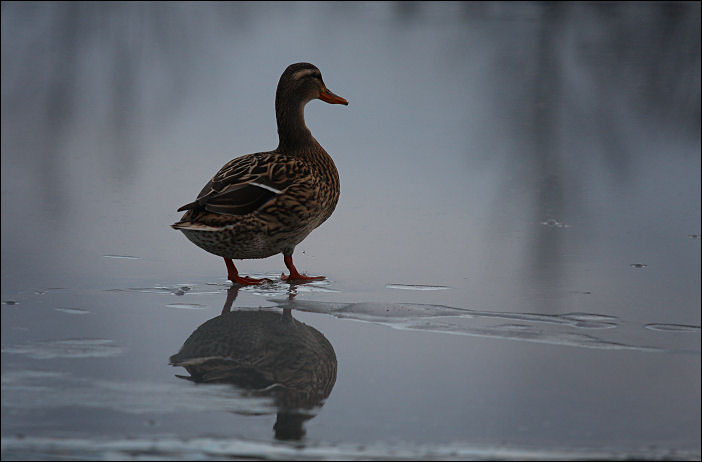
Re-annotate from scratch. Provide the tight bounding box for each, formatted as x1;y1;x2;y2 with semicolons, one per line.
177;152;308;216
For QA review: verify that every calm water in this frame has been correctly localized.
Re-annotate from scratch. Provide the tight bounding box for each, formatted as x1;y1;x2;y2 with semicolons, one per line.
2;2;700;460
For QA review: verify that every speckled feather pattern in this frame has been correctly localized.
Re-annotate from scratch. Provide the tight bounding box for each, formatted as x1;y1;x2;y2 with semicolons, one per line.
171;145;339;259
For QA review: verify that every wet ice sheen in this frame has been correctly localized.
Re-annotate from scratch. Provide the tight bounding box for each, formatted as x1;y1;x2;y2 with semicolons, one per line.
273;299;699;352
1;373;274;415
54;307;92;315
386;284;451;291
2;434;699;461
164;303;207;310
540;218;570;228
2;339;123;359
644;323;701;333
106;285;196;296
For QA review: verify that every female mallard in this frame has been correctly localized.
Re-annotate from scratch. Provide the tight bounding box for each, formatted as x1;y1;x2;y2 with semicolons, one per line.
172;63;348;285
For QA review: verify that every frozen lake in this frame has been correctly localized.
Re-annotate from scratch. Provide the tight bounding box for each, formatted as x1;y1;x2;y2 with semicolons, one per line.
2;2;700;460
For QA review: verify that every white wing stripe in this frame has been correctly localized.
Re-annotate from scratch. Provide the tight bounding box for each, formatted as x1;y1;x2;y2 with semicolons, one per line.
250;182;282;194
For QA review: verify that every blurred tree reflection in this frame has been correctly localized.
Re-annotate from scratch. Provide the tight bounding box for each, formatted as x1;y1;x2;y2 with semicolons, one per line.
1;2;698;226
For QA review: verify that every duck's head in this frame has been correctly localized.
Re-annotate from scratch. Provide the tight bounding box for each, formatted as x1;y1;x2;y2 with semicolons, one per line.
276;62;348;107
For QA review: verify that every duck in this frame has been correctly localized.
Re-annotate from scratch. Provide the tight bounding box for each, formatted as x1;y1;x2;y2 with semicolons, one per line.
171;63;348;285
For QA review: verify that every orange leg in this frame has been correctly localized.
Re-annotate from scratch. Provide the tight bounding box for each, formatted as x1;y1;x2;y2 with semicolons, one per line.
224;258;269;285
281;255;325;282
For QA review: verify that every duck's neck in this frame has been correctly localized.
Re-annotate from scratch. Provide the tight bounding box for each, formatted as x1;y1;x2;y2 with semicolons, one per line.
275;95;318;154
274;96;338;194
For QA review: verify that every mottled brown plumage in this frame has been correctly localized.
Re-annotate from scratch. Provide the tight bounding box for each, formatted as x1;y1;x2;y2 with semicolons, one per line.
171;63;348;284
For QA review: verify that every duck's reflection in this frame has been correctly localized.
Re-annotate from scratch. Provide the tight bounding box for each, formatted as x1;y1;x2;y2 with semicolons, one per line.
169;286;337;440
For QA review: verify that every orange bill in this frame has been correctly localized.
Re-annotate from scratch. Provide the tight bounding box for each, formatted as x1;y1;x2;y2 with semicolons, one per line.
319;88;348;105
